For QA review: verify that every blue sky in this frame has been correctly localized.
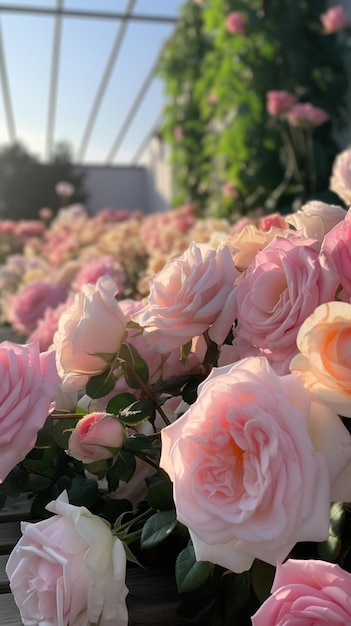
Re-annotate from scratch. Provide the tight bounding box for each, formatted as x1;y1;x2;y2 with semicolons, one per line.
0;0;183;163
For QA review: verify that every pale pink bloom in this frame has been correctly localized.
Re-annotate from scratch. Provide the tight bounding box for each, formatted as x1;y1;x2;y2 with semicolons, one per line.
0;220;17;236
221;180;238;198
173;125;184;141
230;216;255;234
73;256;126;292
54;275;127;391
160;356;351;573
286;102;329;127
234;233;339;372
133;242;239;352
329;147;351;205
15;220;45;239
252;559;351;625
94;208;133;223
286;200;346;240
27;301;69;352
0;341;59;482
67;412;125;464
266;90;297;117
55;180;75;197
258;213;288;231
8;280;67;336
321;5;348;33
208;92;218;105
225;11;246;34
321;206;351;300
38;207;53;220
290;301;351;417
6;491;128;626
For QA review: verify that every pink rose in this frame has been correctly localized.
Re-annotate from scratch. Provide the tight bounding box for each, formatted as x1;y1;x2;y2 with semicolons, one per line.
133;242;239;352
321;206;351;301
286;200;346;240
234;234;338;372
9;280;67;335
266;90;297;117
67;412;125;464
160;356;351;573
329;147;351;205
286;103;329;127
321;5;348;33
252;559;351;625
0;341;59;482
73;256;125;292
27;302;69;352
54;275;127;391
225;11;246;34
6;491;128;626
55;181;75;197
258;213;288;231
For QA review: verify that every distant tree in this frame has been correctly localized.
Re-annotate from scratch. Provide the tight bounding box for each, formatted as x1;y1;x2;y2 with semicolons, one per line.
0;142;87;220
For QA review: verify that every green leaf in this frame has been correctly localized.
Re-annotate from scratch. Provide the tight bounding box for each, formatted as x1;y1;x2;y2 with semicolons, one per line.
124;434;158;458
53;417;80;450
146;473;174;510
141;509;177;549
119;398;156;427
1;465;29;496
86;369;116;399
180;340;192;364
176;543;214;594
0;491;6;511
106;451;136;489
251;559;276;603
119;342;149;388
67;475;99;508
182;376;203;404
318;502;346;562
106;392;137;415
83;459;109;479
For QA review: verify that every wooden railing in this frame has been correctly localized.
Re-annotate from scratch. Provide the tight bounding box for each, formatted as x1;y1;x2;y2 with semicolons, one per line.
0;495;182;626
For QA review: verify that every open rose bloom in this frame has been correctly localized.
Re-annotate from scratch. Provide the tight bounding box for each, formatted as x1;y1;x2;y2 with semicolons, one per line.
160;357;351;573
6;492;128;626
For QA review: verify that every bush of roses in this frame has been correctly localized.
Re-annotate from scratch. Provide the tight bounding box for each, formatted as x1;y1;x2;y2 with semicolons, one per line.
3;146;351;624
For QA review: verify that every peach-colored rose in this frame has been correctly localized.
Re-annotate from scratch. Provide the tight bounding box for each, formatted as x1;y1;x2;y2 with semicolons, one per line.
0;341;59;482
54;275;127;391
266;90;297;117
160;357;351;573
320;5;348;33
329;147;351;205
133;242;239;351
290;301;351;417
6;491;128;626
252;559;351;625
67;412;125;464
227;224;287;271
286;200;346;240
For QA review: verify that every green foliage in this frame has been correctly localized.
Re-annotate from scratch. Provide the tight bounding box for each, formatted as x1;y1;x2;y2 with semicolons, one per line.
0;141;86;220
159;0;350;217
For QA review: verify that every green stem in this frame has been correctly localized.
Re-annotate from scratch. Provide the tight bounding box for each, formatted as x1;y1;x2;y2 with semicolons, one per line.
122;360;171;426
114;506;153;535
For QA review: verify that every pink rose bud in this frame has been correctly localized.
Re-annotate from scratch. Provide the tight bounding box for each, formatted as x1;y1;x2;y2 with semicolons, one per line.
225;11;246;34
286;102;329;128
67;412;126;464
208;92;218;105
173;125;184;141
266;90;298;117
320;5;348;33
55;181;75;197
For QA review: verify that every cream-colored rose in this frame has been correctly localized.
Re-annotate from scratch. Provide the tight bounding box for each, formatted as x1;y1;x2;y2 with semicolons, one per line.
226;224;288;271
285;201;346;241
54;275;127;391
290;301;351;417
6;491;128;626
330;148;351;206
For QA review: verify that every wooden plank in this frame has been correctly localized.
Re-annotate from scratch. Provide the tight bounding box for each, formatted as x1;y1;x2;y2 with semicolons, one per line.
0;496;32;523
0;554;10;592
0;594;22;626
0;523;21;556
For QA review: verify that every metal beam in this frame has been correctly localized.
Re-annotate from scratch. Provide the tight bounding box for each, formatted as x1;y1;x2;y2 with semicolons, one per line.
76;0;136;162
105;45;165;164
131;116;161;164
0;15;15;143
45;0;63;160
0;5;178;24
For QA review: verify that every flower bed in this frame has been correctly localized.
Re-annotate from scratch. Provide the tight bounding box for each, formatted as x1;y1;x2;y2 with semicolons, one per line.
2;148;351;624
